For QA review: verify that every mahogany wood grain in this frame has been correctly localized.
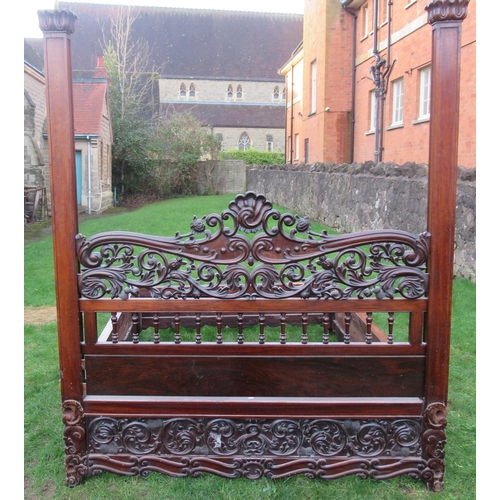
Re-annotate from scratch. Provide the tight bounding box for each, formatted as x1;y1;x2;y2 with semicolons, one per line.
82;395;424;418
40;10;83;402
81;342;426;356
85;354;424;398
79;298;427;314
425;3;467;405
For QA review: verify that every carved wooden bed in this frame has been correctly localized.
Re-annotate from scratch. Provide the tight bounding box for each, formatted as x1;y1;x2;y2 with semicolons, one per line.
38;1;469;492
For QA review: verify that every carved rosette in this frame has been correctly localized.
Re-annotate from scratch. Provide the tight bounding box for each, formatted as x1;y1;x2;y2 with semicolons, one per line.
421;403;448;492
425;0;469;24
86;416;426;481
62;400;88;487
76;192;430;300
38;9;78;34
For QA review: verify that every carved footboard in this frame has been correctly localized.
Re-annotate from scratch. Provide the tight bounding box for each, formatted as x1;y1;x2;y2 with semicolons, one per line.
61;192;446;490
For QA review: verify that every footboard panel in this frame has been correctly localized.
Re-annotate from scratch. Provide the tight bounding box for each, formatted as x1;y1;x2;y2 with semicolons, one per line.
85;353;425;398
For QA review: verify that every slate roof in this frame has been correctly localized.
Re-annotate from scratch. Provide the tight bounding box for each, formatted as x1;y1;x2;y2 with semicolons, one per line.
58;2;303;81
160;103;285;128
24;39;44;73
72;80;108;135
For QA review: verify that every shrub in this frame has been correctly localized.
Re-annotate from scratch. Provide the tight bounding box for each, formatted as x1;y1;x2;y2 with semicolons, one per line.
220;148;285;165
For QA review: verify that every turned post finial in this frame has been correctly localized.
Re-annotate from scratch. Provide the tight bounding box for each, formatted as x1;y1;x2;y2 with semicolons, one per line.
425;0;470;24
38;8;77;34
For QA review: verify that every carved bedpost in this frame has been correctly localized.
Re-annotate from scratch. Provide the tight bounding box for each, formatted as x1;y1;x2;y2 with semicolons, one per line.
39;9;88;486
424;0;469;492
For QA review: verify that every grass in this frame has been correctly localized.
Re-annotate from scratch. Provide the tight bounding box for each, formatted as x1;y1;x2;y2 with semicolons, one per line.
24;194;476;499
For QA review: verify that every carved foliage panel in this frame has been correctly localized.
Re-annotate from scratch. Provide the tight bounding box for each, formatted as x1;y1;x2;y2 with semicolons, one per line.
87;416;423;458
63;403;447;489
77;192;430;301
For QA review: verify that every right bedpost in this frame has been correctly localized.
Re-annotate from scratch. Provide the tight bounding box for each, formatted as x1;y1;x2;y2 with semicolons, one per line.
424;0;469;492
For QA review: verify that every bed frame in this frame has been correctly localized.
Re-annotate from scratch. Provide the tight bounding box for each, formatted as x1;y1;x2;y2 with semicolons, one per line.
38;1;469;492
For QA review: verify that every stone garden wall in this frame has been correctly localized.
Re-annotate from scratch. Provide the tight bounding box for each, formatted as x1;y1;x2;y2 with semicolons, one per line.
246;161;476;281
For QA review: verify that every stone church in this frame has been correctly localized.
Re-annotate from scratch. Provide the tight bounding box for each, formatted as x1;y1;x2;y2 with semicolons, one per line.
59;2;303;153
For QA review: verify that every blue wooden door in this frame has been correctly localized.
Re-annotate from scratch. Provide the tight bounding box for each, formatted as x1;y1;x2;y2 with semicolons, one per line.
75;150;82;205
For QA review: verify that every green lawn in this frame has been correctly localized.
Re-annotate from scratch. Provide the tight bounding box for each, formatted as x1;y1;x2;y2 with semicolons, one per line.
24;194;476;499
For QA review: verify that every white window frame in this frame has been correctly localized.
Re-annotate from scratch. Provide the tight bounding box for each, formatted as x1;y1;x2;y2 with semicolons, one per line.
369;90;377;132
362;4;369;38
419;67;431;120
379;0;388;26
310;60;317;114
294;133;299;160
391;78;404;126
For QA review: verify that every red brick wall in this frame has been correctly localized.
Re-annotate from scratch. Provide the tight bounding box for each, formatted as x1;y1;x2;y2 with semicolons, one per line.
301;0;353;164
352;0;475;167
302;0;326;163
283;0;475;168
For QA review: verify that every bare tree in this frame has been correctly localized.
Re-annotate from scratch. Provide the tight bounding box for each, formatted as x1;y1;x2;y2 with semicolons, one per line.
101;6;160;119
100;6;162;195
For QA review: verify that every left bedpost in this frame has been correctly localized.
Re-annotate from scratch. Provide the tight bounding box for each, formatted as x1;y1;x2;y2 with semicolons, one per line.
39;9;88;486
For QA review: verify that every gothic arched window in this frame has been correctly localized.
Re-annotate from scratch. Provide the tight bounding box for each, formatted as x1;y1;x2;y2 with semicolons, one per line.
238;132;251;151
236;85;243;99
273;86;280;100
179;83;186;98
189;83;196;98
227;84;233;99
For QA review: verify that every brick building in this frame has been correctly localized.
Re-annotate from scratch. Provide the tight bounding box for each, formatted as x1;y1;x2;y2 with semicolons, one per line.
59;2;303;153
279;0;475;168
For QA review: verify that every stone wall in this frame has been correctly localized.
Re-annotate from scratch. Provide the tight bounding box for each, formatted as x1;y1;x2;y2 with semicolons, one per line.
159;78;286;104
24;64;50;216
246;161;476;281
198;160;246;195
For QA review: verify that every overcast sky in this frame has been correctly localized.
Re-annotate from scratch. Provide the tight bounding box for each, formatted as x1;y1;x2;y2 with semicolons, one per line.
24;0;305;38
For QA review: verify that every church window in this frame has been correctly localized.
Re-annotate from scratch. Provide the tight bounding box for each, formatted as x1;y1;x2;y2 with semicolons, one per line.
266;134;274;151
227;84;233;99
236;85;243;99
273;86;280;100
189;83;196;98
179;83;186;98
238;132;251;151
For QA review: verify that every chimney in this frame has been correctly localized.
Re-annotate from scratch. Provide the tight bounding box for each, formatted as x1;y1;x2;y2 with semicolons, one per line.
93;56;108;79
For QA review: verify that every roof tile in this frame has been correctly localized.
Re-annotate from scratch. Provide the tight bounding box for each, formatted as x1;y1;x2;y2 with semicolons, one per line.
72;81;107;135
59;2;303;80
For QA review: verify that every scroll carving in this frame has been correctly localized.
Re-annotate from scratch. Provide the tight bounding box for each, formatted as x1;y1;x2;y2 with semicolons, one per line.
88;417;424;458
77;192;429;300
85;416;426;480
425;0;470;24
62;400;88;487
421;403;448;492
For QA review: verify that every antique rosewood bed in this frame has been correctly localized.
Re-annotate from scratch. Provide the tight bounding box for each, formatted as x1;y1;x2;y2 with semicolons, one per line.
38;1;469;492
